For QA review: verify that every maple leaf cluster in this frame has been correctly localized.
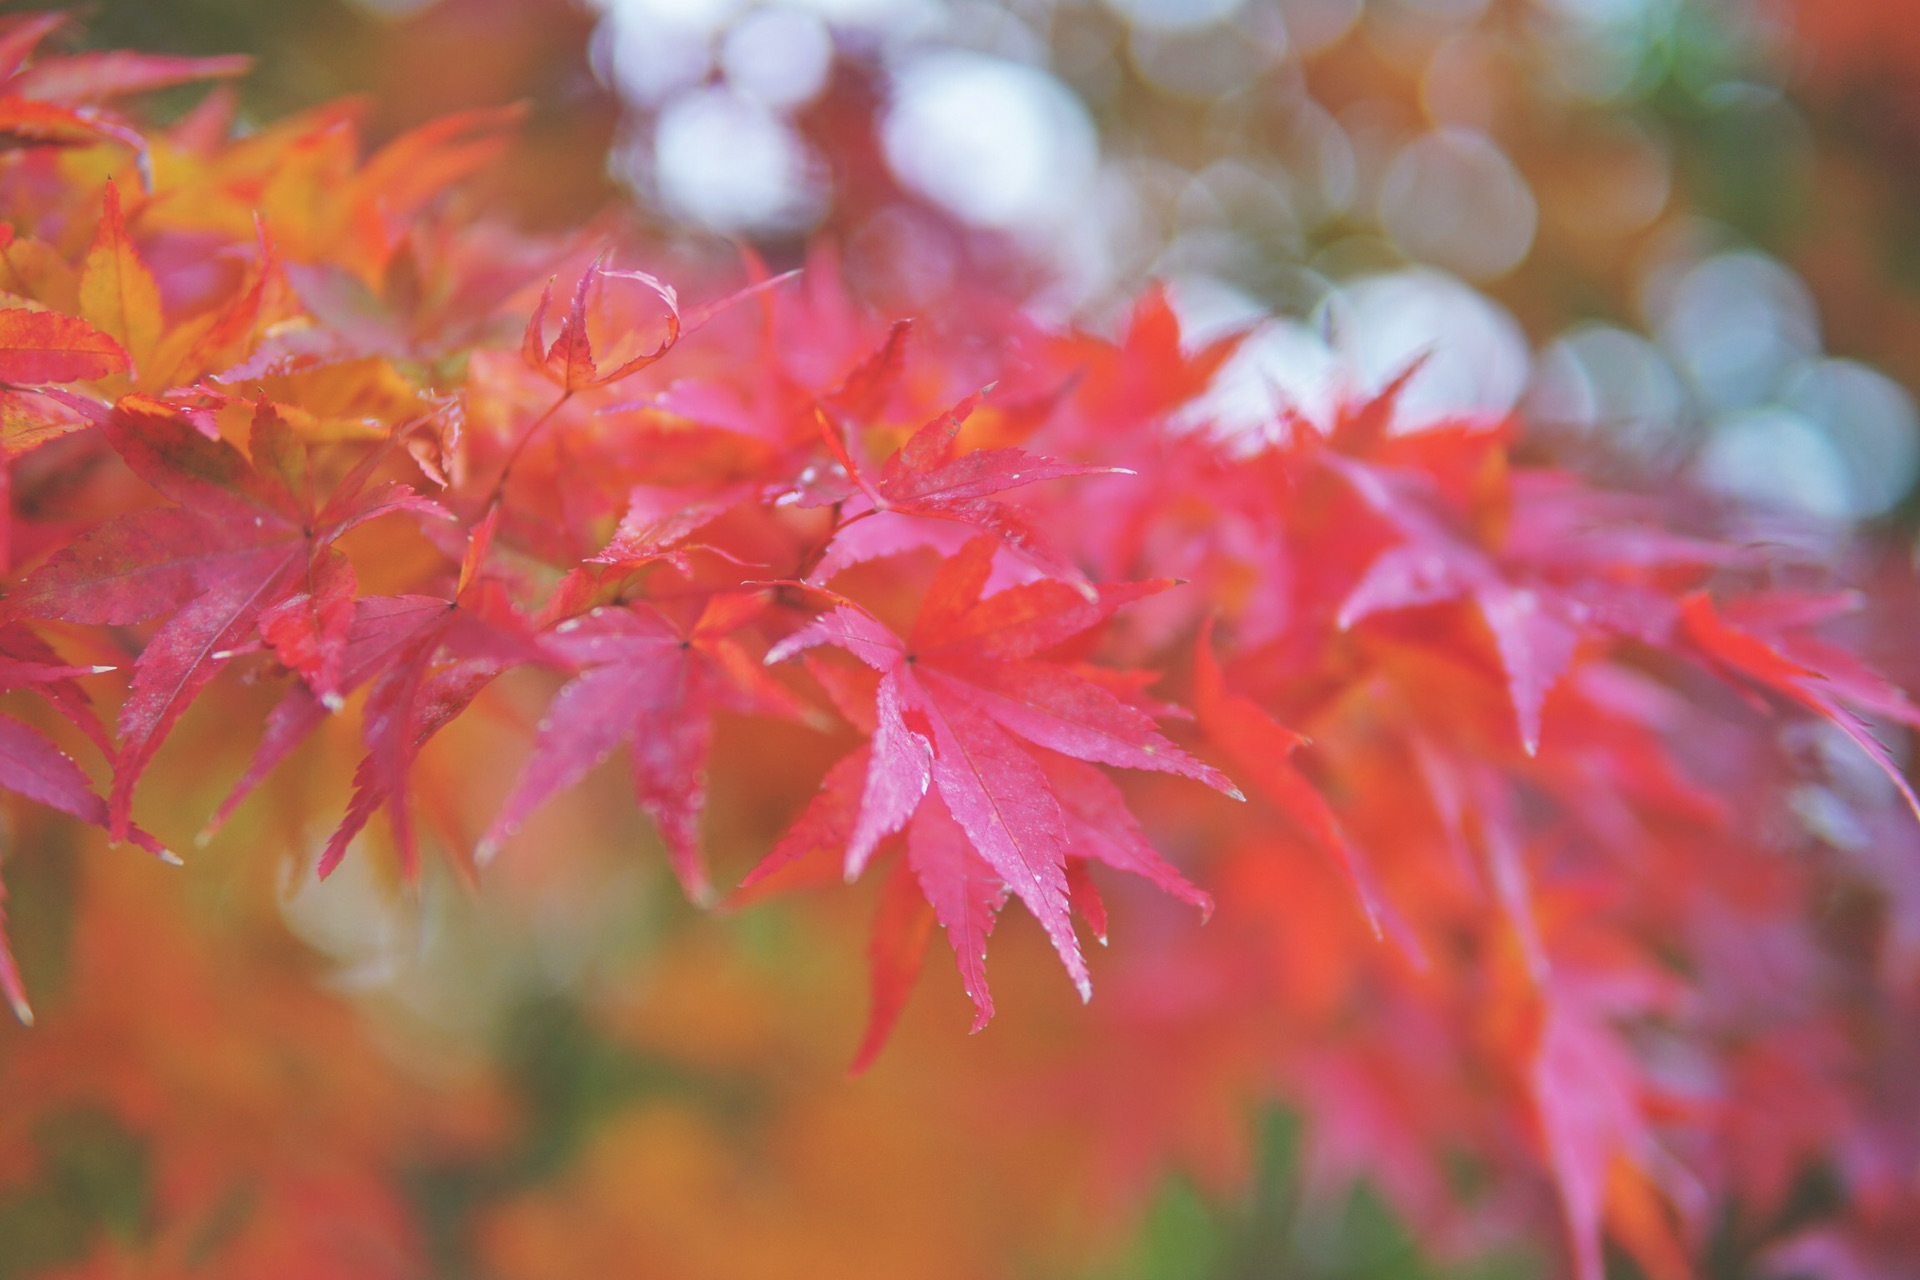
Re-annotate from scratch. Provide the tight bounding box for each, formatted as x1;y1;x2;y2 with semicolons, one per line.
2;14;1919;1278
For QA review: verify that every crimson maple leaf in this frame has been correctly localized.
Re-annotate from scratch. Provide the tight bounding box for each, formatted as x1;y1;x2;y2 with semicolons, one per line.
1680;590;1920;819
522;254;681;393
1043;281;1253;451
0;622;111;752
753;538;1237;1049
1313;379;1741;760
0;10;247;187
804;386;1125;581
0;305;128;386
477;592;812;902
0;12;247;103
12;397;439;839
0;302;131;569
200;593;459;845
821;318;913;426
1192;618;1403;946
0;622;168;1023
1326;451;1584;757
316;510;537;881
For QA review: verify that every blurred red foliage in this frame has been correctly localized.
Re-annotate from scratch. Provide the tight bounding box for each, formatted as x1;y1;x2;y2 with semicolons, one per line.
2;11;1918;1278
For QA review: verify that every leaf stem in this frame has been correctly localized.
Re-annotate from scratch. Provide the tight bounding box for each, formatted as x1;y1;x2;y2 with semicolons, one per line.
483;388;574;512
792;504;877;583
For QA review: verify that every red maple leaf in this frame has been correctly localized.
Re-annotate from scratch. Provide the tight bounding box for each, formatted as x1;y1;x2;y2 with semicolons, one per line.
752;537;1236;1054
478;591;812;902
522;254;681;393
805;386;1125;581
0;622;167;1023
1044;282;1253;450
200;592;457;844
1192;617;1416;956
0;12;246;212
0;11;247;104
13;397;439;839
0;305;129;385
1680;590;1920;819
1324;450;1584;758
316;509;537;881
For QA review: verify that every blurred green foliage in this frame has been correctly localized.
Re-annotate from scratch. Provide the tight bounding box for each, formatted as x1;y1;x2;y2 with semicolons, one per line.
78;0;376;117
1091;1113;1536;1280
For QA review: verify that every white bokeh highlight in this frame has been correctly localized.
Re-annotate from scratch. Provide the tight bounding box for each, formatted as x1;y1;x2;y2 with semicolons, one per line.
723;8;835;108
1379;129;1537;280
1330;269;1533;424
883;51;1099;232
652;88;820;232
1697;406;1852;522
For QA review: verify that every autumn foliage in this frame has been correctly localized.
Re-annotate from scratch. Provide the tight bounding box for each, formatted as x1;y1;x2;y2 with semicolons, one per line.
3;11;1920;1279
